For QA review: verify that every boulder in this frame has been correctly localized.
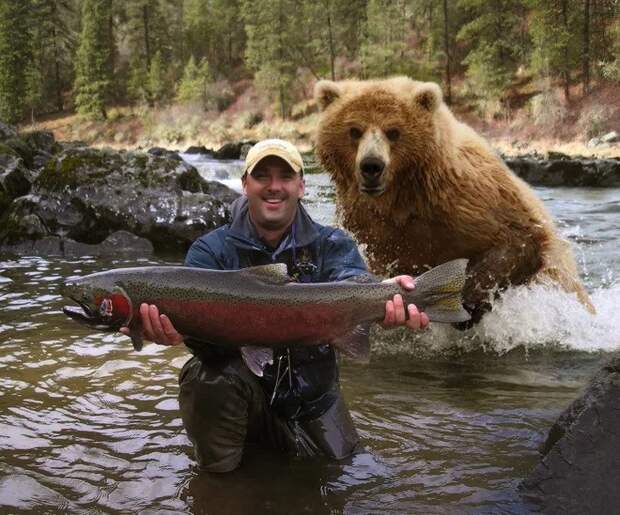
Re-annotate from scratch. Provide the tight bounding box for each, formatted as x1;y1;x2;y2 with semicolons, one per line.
147;147;182;160
184;145;213;155
0;146;239;254
214;140;257;160
1;231;154;257
521;356;620;515
0;155;34;199
0;121;17;141
505;156;620;187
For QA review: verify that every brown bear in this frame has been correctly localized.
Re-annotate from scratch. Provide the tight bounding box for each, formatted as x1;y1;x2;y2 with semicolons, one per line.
314;76;595;321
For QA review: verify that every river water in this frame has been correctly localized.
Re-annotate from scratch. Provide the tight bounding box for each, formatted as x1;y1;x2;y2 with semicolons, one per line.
1;155;619;514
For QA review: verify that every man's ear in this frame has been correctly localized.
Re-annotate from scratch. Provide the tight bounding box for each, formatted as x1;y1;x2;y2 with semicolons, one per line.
241;172;248;194
297;177;305;199
314;80;341;111
414;82;442;112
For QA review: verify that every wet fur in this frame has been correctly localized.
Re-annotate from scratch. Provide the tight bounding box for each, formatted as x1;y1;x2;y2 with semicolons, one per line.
314;77;594;321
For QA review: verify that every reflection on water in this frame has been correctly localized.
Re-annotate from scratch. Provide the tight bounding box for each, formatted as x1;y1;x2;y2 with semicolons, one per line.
1;174;620;513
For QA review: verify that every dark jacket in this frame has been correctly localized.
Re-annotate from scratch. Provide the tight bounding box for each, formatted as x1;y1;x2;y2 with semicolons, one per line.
184;196;371;420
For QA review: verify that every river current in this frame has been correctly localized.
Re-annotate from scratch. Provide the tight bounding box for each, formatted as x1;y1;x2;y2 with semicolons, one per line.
1;155;619;513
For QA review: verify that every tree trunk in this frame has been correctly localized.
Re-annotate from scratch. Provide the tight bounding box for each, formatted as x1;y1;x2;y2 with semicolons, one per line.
442;0;451;104
582;0;590;95
143;4;151;67
561;0;570;101
325;0;336;81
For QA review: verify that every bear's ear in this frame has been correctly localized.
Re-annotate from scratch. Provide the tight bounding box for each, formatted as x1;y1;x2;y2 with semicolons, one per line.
314;80;342;111
414;82;442;112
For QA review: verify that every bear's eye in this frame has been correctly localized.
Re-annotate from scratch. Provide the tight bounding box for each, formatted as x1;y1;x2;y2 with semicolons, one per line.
386;128;400;142
349;127;363;140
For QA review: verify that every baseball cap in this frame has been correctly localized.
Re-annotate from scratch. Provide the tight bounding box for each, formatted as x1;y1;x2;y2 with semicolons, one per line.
244;139;304;175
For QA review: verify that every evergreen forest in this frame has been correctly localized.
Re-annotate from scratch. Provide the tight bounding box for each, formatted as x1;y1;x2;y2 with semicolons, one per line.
0;0;617;147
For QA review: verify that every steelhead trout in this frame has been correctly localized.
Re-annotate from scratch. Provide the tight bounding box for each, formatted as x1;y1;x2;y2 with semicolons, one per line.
62;259;470;374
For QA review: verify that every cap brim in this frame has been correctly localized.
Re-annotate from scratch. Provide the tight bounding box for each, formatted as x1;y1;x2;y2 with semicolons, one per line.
246;150;303;175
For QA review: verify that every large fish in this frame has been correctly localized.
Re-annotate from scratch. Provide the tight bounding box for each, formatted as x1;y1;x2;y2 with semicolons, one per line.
61;259;470;374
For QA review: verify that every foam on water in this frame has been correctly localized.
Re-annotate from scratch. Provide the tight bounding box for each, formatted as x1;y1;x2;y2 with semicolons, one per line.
372;282;620;357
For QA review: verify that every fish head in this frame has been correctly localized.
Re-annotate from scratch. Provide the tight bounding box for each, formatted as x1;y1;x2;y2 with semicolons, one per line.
61;274;133;331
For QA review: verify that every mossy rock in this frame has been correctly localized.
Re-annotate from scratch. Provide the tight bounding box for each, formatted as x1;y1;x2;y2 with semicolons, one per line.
35;151;109;191
0;143;19;158
4;137;34;167
0;190;11;217
22;130;56;154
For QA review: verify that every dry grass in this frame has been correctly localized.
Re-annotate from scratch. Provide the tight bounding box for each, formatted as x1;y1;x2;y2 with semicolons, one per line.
24;81;619;157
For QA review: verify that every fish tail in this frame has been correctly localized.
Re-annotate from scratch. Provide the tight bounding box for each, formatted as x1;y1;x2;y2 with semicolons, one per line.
411;259;471;324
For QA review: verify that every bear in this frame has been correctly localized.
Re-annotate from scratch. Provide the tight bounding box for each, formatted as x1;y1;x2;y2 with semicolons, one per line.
313;76;595;322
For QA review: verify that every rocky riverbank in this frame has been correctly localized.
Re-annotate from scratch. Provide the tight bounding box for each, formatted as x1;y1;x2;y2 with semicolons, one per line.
0;122;239;257
504;151;620;187
1;120;619;257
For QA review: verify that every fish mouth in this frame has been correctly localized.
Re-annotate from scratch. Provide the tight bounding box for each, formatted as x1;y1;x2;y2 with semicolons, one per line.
62;297;115;331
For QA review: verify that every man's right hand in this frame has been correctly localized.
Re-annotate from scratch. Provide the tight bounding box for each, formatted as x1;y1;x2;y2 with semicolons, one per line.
119;303;184;347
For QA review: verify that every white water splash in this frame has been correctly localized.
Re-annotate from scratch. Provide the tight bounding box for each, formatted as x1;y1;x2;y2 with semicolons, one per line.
372;282;620;356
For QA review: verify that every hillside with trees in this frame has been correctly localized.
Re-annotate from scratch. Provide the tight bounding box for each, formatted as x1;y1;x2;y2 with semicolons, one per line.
0;0;618;153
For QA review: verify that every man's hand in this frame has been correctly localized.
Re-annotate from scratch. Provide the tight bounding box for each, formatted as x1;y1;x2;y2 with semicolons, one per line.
119;303;184;346
381;275;430;331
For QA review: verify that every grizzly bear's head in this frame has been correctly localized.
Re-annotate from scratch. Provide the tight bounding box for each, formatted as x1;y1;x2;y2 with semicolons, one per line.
314;77;444;198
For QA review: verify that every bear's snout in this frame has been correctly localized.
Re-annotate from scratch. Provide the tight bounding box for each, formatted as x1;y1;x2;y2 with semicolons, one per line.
360;157;385;180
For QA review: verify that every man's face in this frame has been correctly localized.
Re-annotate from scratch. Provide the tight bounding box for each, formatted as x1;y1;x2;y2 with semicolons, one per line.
242;156;305;233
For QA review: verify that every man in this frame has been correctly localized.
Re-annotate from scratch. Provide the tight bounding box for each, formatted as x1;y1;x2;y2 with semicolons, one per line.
121;139;429;472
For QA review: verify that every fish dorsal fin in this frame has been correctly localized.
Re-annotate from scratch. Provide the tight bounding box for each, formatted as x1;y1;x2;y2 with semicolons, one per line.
240;263;291;285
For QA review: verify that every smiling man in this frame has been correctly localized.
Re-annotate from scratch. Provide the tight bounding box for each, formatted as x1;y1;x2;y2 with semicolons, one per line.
122;139;429;472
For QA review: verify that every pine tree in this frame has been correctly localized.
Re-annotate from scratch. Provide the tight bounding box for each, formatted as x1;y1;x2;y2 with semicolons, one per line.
29;0;77;114
242;0;298;118
0;0;32;124
176;55;211;106
148;50;167;104
74;0;113;119
528;0;577;101
457;0;528;106
360;0;410;78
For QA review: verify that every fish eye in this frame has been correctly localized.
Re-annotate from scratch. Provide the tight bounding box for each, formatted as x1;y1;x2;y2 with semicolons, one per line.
349;127;363;140
386;128;400;142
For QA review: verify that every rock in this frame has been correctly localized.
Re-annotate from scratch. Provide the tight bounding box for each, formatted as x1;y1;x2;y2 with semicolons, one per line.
521;356;620;515
22;130;59;155
214;168;230;180
600;131;618;144
546;151;571;160
214;140;257;160
0;146;239;254
0;231;153;257
0;121;17;141
505;156;620;187
0;155;33;198
147;147;182;160
64;230;154;257
185;145;213;155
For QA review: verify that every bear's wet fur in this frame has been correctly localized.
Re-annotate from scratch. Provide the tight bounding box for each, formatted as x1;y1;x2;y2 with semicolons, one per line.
314;76;594;321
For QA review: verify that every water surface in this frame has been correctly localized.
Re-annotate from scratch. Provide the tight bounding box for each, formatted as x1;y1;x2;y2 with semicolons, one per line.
1;158;619;513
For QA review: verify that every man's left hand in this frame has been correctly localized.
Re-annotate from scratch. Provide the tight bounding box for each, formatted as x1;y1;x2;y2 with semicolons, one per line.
381;275;430;331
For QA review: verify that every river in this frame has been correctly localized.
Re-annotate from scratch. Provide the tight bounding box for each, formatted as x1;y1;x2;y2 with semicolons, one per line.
0;155;618;513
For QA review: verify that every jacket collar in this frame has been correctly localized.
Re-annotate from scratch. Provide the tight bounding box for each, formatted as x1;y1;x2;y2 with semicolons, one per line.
226;196;320;257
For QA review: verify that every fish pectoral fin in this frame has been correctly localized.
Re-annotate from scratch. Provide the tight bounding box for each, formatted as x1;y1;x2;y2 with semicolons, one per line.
240;264;291;285
241;346;274;377
128;320;144;351
332;324;371;363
